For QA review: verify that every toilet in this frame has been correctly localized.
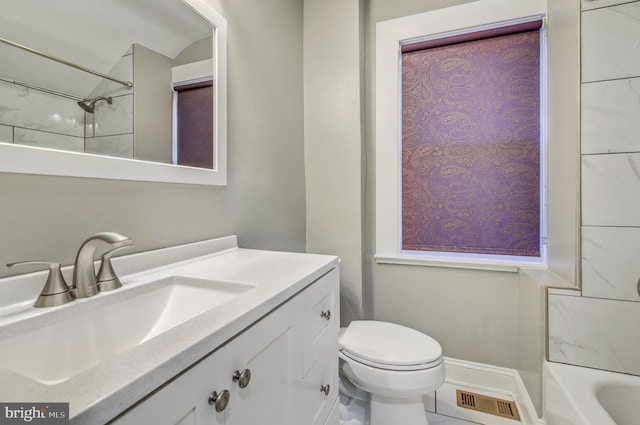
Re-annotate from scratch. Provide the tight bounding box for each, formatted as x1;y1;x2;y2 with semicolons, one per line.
338;321;445;425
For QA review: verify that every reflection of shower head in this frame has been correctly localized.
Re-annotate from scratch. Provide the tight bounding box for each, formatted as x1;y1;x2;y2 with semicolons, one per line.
77;96;112;113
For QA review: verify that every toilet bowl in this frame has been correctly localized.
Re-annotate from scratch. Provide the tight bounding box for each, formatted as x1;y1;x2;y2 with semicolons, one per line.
338;321;445;425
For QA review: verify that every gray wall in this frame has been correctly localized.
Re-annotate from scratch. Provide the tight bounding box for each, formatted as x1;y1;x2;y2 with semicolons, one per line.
363;0;580;368
2;0;582;388
302;0;576;406
133;44;173;164
303;0;364;326
363;0;523;367
0;0;306;277
173;37;214;67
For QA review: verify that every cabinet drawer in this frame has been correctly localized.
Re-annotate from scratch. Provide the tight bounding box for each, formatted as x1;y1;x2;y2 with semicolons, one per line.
302;269;339;375
312;357;338;425
294;356;338;425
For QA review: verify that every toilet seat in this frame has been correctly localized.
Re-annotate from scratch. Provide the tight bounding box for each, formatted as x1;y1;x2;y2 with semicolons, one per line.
339;321;443;371
340;349;442;371
338;320;446;420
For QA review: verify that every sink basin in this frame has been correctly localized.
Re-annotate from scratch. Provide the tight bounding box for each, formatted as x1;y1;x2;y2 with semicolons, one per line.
0;276;254;385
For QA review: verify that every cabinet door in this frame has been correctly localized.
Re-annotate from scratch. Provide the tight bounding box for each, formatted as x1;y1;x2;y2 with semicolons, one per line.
225;302;294;425
302;269;339;376
293;269;340;425
322;397;340;425
111;345;231;425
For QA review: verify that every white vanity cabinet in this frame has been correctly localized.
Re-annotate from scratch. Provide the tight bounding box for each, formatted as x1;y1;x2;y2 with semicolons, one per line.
112;267;339;425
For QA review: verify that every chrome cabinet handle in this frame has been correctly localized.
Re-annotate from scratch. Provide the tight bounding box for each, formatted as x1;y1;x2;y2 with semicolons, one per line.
320;310;331;321
208;389;230;412
232;369;252;389
320;384;330;396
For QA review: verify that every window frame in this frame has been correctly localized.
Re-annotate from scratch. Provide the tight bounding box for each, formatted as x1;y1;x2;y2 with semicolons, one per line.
375;0;548;272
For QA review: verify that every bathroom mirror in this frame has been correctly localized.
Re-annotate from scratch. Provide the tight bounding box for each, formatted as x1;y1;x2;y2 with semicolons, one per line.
0;0;227;185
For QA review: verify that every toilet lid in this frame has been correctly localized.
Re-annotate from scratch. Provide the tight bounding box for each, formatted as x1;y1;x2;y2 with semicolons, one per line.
339;321;442;368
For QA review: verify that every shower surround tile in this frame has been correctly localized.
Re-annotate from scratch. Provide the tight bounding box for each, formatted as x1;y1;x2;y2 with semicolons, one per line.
93;94;133;137
14;128;84;153
582;77;640;154
0;50;134;158
85;134;134;159
0;125;12;143
582;1;640;82
0;80;84;137
582;153;640;226
559;0;640;384
582;226;640;302
548;294;640;376
582;0;638;11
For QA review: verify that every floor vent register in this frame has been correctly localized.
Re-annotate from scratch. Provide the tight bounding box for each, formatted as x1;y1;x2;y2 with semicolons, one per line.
456;389;521;421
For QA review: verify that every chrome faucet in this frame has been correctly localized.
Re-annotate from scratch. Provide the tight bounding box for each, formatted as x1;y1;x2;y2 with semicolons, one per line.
72;232;133;298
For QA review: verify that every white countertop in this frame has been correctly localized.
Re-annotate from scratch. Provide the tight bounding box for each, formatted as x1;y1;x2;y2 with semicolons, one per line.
0;236;339;424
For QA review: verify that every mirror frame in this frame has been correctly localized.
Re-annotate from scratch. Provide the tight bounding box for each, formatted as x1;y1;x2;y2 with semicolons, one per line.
0;0;227;186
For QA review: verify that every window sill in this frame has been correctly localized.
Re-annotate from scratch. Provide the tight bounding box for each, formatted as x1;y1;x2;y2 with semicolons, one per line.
374;253;548;273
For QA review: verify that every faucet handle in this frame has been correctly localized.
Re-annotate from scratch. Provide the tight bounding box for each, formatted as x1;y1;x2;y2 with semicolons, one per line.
96;245;133;292
7;261;76;308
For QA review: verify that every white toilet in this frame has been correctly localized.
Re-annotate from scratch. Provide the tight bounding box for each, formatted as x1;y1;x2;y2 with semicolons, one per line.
338;321;445;425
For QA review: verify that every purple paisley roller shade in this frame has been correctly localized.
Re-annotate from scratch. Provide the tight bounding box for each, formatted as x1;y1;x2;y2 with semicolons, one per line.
175;81;214;169
401;30;541;257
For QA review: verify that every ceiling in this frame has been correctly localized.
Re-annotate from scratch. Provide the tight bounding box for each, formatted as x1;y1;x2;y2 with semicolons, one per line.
0;0;213;98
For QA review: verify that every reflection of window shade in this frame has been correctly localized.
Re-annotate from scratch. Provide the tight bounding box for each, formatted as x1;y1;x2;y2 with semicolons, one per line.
175;80;214;169
401;28;541;257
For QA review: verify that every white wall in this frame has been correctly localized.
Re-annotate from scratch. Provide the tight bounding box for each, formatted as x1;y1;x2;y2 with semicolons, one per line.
0;0;307;277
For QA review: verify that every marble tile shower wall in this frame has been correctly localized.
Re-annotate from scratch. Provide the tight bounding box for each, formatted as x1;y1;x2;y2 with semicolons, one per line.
0;80;85;152
548;0;640;376
0;47;134;159
85;48;134;159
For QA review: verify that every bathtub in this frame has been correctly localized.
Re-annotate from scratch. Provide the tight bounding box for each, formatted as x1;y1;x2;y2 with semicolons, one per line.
544;361;640;425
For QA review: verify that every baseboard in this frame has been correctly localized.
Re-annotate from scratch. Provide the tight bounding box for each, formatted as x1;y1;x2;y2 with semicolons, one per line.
440;357;544;425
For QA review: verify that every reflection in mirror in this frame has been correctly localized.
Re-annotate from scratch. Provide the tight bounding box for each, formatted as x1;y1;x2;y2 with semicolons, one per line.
0;0;227;185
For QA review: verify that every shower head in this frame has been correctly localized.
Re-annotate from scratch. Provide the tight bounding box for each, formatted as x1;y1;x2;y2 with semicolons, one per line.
77;96;112;113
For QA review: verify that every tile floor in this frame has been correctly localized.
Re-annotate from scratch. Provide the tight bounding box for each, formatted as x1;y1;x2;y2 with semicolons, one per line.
339;395;482;425
339;380;524;425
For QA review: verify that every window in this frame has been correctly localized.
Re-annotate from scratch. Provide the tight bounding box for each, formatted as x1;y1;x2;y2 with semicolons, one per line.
173;80;214;169
401;25;541;258
375;0;547;271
